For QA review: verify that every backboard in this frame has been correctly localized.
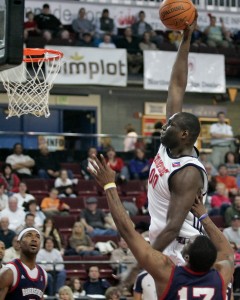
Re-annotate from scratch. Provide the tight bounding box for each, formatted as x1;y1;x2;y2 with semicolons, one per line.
0;0;25;71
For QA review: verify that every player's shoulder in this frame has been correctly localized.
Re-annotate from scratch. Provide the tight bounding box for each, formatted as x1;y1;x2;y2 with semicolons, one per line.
137;270;148;280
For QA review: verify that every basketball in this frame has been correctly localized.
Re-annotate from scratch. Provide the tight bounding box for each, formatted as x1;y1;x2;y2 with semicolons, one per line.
159;0;196;30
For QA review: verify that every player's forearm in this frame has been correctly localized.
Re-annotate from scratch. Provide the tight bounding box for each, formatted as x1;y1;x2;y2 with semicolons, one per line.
201;216;234;261
170;33;191;90
152;225;180;252
166;32;191;118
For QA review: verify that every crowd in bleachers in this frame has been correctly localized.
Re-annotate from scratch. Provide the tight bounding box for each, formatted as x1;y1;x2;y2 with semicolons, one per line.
23;3;240;76
0;117;240;297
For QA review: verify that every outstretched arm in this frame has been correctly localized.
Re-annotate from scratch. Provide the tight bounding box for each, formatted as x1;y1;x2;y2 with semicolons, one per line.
192;198;234;290
87;155;174;284
166;14;197;120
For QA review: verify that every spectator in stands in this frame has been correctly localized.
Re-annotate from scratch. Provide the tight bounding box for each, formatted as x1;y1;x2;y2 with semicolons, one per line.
24;199;46;229
129;148;151;180
123;124;138;153
81;147;98;180
204;15;231;48
209;182;231;215
16;212;40;234
191;25;206;47
133;270;157;300
69;277;86;298
223;215;240;249
131;11;152;38
0;164;20;195
3;235;20;263
139;31;158;51
95;9;117;40
41;188;70;217
110;237;137;281
0;217;16;249
225;195;240;226
215;164;238;196
13;182;35;208
0;184;8;211
98;33;116;49
58;285;74;300
35;145;60;179
54;169;77;198
0;241;5;270
80;196;118;237
105;287;122;300
49;29;75;46
168;30;182;49
37;237;66;296
76;32;95;47
68;221;100;256
6;143;35;179
42;217;62;251
0;196;25;232
34;3;63;39
105;147;129;183
72;7;95;40
199;152;218;176
117;27;143;74
135;180;149;215
204;162;217;196
24;11;40;40
210;111;234;168
225;151;240;182
83;265;111;296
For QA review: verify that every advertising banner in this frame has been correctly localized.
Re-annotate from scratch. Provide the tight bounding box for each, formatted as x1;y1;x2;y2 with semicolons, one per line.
144;51;226;93
47;46;127;86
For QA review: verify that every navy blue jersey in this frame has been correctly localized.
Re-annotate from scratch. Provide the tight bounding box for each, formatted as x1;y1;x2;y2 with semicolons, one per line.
161;266;225;300
5;259;46;300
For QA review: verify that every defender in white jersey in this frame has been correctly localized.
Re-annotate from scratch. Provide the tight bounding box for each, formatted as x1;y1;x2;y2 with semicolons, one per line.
146;12;208;265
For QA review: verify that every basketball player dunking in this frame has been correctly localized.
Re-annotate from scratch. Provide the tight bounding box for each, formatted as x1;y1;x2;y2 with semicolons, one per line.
0;228;47;299
147;13;208;263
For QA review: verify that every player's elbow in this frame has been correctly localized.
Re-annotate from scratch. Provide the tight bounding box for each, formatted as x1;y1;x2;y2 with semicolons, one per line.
165;221;182;238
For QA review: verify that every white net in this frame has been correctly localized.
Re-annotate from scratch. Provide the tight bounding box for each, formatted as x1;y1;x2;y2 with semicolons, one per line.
0;49;63;118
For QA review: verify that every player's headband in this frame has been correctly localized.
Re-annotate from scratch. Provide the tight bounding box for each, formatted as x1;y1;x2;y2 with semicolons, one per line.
17;227;41;241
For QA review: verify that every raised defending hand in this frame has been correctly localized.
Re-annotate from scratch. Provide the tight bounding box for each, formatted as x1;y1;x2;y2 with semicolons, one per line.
87;154;116;188
191;193;207;219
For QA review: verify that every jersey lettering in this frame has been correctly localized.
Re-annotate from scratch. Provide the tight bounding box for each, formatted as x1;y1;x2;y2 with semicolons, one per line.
149;168;159;188
178;287;215;300
153;154;169;177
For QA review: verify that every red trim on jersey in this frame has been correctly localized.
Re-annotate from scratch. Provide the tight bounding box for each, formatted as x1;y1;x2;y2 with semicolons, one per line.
8;261;20;293
17;259;40;281
159;265;175;300
218;270;227;299
183;266;208;276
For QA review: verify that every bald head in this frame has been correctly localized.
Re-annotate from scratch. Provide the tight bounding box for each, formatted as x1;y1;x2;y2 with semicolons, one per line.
0;217;9;230
8;196;18;212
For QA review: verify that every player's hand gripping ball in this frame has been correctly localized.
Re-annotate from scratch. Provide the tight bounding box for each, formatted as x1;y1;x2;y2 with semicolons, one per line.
159;0;196;30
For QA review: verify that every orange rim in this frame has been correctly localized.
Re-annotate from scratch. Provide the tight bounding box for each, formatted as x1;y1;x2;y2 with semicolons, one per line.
23;48;63;62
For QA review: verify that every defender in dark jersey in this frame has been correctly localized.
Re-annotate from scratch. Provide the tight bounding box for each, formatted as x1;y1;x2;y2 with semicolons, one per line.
87;154;234;300
0;228;47;299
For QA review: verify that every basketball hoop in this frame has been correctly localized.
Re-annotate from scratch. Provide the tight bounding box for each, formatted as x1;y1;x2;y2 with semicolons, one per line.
0;48;63;118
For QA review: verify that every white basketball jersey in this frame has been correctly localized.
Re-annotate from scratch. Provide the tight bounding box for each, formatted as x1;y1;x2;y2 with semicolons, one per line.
148;144;208;244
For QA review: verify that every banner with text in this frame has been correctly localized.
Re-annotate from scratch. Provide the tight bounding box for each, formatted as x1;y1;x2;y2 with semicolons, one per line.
26;0;240;30
144;51;226;93
47;46;127;86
